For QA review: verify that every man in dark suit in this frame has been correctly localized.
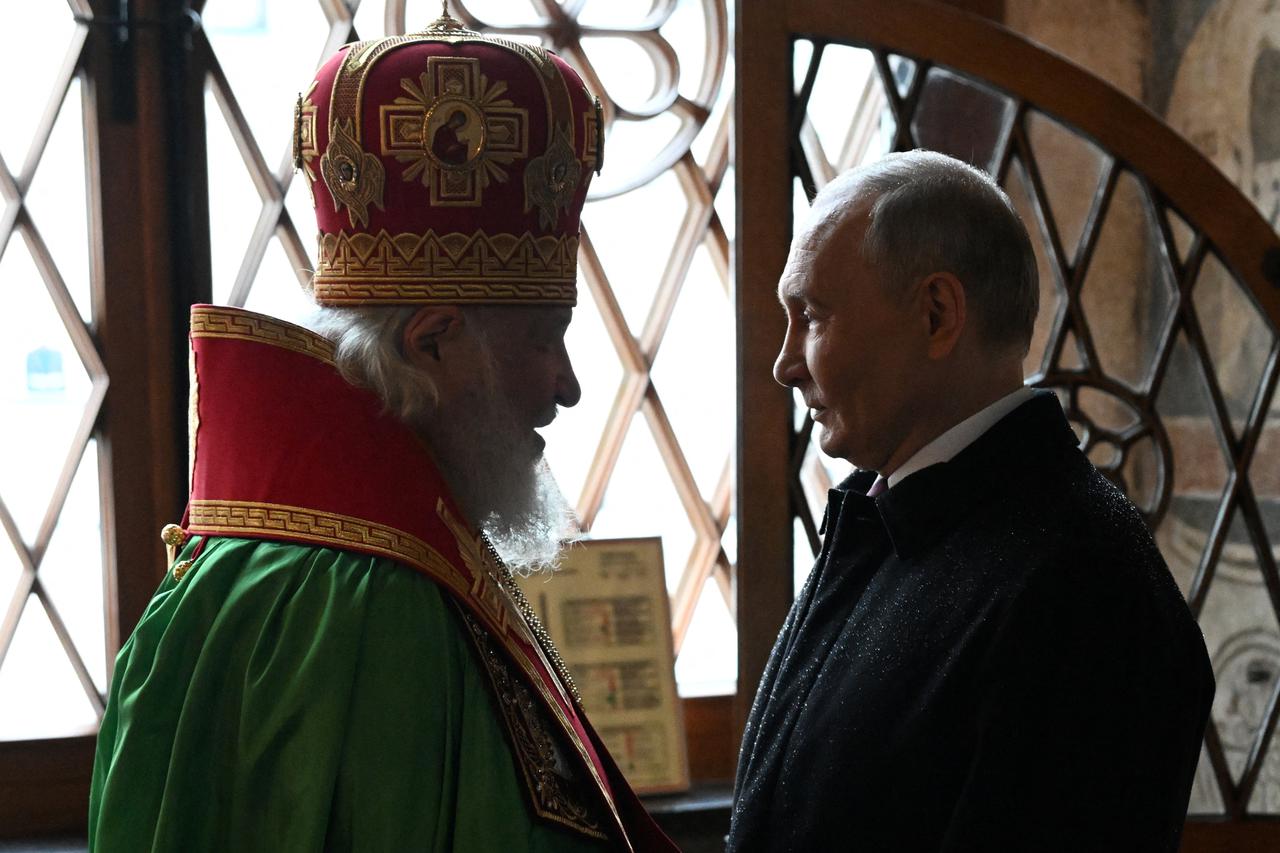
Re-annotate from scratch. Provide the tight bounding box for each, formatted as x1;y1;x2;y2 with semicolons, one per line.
729;150;1214;852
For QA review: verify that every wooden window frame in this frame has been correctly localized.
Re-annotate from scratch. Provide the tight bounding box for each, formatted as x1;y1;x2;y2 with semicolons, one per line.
0;0;200;836
735;0;1280;846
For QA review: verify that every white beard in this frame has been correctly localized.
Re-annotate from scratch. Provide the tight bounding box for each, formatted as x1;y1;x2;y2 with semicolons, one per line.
479;457;578;576
417;369;577;576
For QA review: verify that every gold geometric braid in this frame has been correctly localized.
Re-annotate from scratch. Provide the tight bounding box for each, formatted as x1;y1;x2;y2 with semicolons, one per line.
435;500;628;846
188;499;469;598
455;605;609;842
313;229;579;305
190;306;337;364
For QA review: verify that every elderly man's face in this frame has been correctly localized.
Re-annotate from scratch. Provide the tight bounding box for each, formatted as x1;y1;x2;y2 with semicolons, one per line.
773;198;928;471
411;303;581;571
480;305;581;449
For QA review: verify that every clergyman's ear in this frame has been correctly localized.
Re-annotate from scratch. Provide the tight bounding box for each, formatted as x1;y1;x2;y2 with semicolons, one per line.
403;305;464;368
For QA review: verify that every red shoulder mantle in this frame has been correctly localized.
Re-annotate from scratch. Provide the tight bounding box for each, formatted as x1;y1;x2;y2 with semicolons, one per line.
183;305;659;849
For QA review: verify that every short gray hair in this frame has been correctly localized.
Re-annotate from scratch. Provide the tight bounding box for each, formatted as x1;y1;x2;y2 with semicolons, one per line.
837;150;1039;353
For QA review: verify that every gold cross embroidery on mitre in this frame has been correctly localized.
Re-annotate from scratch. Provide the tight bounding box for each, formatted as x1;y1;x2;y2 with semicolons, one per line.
379;55;530;207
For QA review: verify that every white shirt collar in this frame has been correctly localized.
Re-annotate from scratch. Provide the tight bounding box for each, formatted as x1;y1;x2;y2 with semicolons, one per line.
884;386;1037;489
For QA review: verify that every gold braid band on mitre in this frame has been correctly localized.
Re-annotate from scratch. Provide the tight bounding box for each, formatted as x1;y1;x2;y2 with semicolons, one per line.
313;228;579;305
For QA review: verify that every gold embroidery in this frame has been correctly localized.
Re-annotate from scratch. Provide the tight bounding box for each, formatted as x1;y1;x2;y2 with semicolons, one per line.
188;499;469;598
172;559;194;582
585;97;603;175
438;500;517;632
524;124;583;230
313;229;579;304
456;606;609;842
190;306;337;364
324;23;563;219
437;500;582;703
320;119;386;228
293;82;320;204
329;28;552;158
161;523;187;567
379;56;530;208
160;524;187;548
424;497;625;840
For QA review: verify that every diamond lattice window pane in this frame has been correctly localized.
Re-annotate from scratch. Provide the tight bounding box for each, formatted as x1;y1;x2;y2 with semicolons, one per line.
1024;111;1108;266
23;78;91;322
886;54;917;100
585;170;688;332
713;164;735;242
792;176;812;236
205;86;265;305
720;509;737;565
1156;334;1235;598
650;245;733;500
1192;251;1275;438
0;597;99;740
0;234;95;544
37;439;105;693
241;236;317;326
351;0;390;39
797;440;835;538
1165;206;1198;267
1058;329;1089;372
203;0;334;165
0;3;78;168
283;169;319;272
0;541;20;624
590;417;697;595
691;71;732;169
793;516;816;593
797;43;892;186
673;576;736;696
910;67;1014;174
1119;431;1162;516
543;266;625;510
1080;170;1176;391
1197;530;1280;813
1188;743;1226;815
1003;157;1065;379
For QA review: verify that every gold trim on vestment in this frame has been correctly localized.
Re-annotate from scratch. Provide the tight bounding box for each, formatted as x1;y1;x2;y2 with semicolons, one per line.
436;500;628;847
456;604;610;842
190;306;336;364
313;229;579;304
187;499;470;599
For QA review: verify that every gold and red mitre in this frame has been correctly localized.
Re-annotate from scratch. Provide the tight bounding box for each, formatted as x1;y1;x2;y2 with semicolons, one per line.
293;10;602;307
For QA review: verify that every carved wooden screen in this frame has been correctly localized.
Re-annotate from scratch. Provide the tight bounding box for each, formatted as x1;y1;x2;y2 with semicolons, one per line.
737;0;1280;840
191;0;736;697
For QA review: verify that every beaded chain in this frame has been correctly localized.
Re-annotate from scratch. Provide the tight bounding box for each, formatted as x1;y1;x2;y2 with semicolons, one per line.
483;536;583;707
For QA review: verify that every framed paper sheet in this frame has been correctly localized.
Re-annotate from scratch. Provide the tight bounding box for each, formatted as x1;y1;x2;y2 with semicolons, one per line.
518;537;691;794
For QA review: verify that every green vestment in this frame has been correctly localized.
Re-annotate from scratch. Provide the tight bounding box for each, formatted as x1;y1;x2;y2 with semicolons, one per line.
87;306;666;852
89;538;610;852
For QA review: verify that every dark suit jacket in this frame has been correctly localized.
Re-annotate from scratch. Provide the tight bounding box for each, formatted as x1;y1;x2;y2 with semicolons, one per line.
729;392;1214;852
